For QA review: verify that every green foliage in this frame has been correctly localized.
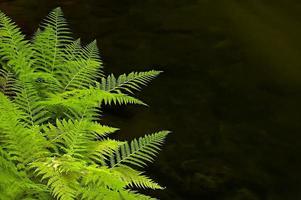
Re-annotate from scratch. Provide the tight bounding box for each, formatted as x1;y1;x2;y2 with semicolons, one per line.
0;7;169;200
110;131;169;168
99;71;162;94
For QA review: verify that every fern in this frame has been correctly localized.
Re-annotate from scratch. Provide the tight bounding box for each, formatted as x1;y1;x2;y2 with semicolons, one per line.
31;156;80;200
60;40;103;91
100;70;161;94
33;7;72;74
110;131;169;168
0;7;169;200
40;88;146;121
114;166;163;189
14;81;49;126
0;11;33;75
0;68;16;96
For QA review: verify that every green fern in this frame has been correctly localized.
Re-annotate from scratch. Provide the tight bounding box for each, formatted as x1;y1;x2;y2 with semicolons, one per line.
100;70;162;94
114;166;163;189
0;68;16;96
0;7;169;200
0;11;33;75
33;7;72;74
60;40;103;91
110;131;170;168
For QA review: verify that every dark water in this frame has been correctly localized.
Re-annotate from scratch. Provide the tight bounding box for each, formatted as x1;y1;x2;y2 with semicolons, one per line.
1;0;301;199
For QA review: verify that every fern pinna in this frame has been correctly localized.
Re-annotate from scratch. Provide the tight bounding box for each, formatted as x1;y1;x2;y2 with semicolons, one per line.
0;7;169;200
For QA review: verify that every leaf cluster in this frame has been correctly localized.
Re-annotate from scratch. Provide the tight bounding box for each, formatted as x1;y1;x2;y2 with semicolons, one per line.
0;7;169;200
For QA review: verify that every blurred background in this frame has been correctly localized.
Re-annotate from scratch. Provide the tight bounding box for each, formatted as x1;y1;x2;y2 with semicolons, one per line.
1;0;301;199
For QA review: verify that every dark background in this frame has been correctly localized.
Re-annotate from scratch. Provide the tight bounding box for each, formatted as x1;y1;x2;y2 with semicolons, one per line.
1;0;301;199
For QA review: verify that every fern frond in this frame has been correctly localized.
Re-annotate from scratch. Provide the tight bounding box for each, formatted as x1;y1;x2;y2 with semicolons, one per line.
0;11;33;75
40;88;146;119
63;38;82;61
44;119;118;159
0;91;24;124
41;7;72;45
114;166;163;190
14;81;49;126
88;139;124;165
0;68;16;96
0;93;49;166
82;165;126;190
110;131;169;168
32;7;72;74
99;89;146;106
60;59;101;91
46;119;92;158
100;70;161;94
58;40;102;91
31;157;80;200
0;149;50;200
32;27;58;73
86;123;119;137
82;40;102;64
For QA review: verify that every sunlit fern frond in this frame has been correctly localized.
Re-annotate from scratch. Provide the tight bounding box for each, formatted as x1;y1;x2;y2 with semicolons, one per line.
41;7;72;45
63;38;82;61
61;60;101;90
14;81;49;126
40;88;146;120
0;11;33;75
114;166;163;190
47;119;93;158
30;156;81;200
82;165;127;190
0;93;48;166
32;7;72;74
88;139;123;165
110;131;169;168
100;70;162;94
43;118;119;160
79;167;157;198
